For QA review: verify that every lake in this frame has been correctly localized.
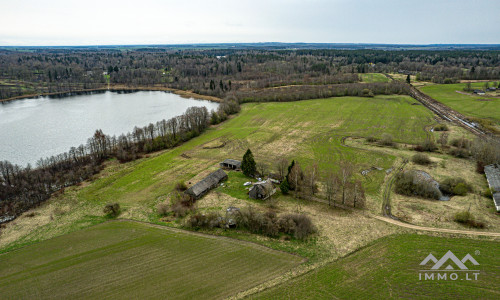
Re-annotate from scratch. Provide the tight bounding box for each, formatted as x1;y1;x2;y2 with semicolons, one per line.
0;91;219;167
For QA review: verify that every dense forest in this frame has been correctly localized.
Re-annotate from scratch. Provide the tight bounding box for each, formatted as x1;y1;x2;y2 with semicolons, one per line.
1;48;499;100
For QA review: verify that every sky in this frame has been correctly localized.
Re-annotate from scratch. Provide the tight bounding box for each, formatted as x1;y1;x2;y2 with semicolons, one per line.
0;0;499;46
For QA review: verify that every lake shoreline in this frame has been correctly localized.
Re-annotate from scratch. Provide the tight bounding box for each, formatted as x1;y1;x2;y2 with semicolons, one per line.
0;85;221;103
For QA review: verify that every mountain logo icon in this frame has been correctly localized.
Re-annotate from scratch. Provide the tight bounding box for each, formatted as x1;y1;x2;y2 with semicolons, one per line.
420;250;479;270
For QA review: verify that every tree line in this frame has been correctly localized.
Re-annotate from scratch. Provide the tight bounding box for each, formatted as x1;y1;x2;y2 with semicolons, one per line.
2;48;499;100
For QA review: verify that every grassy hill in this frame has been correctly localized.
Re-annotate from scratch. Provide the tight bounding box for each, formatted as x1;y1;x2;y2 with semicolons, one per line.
254;234;500;299
0;221;303;299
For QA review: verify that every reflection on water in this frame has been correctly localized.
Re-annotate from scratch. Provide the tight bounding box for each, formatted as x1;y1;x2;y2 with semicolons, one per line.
0;91;219;166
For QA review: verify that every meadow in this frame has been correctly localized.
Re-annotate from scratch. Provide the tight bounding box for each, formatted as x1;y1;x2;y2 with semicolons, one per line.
419;82;500;129
254;234;500;299
0;221;303;299
360;73;390;83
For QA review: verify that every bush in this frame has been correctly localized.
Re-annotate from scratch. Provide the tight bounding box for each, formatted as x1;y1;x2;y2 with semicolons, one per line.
187;212;221;229
103;203;120;218
171;201;190;218
483;188;494;199
412;153;431;165
449;147;469;158
278;214;316;240
394;171;441;200
454;211;472;223
235;207;316;240
366;136;378;143
379;133;395;147
440;177;472;196
450;137;471;149
280;179;290;195
175;181;187;192
454;211;485;228
433;124;448;131
452;183;468;196
361;88;374;97
415;139;438;152
157;203;170;216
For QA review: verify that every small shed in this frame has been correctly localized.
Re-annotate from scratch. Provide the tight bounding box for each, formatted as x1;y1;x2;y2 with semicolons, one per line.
484;163;500;212
249;180;276;200
185;169;228;200
220;159;242;170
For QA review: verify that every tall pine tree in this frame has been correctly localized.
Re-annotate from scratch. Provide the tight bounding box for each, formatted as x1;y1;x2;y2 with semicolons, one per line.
241;149;256;177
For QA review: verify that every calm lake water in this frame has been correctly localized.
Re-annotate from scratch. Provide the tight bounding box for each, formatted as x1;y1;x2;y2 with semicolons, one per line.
0;91;219;167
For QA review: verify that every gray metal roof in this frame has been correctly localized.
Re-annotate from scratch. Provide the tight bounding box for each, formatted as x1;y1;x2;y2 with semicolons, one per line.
186;169;227;198
221;159;241;166
484;163;500;211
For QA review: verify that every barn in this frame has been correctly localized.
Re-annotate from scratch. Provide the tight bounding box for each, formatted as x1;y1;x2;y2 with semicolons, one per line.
220;159;242;170
249;180;276;200
185;169;228;200
484;163;500;212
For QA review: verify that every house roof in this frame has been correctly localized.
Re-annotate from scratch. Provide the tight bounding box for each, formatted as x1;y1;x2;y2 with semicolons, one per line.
484;163;500;211
249;180;275;199
221;159;241;167
186;169;227;198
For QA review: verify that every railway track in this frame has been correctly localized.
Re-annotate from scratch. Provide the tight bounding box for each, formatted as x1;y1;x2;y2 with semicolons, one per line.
408;85;487;137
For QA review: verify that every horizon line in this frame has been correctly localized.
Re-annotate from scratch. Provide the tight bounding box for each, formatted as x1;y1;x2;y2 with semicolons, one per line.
2;42;500;48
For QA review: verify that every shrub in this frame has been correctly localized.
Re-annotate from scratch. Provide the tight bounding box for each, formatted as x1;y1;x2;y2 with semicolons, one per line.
411;153;431;165
278;213;316;240
394;171;441;200
440;177;472;196
415;139;438;152
449;147;469;158
452;183;468;196
366;136;378;143
171;201;190;218
379;133;395;147
454;211;472;223
175;181;187;192
156;203;170;216
483;188;494;199
103;203;120;218
454;211;485;228
280;179;290;195
235;207;316;240
433;124;448;131
187;212;221;229
361;88;374;97
449;137;471;149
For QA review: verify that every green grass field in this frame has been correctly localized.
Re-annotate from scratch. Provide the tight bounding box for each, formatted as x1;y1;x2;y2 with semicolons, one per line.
77;95;435;209
254;234;500;299
0;221;303;299
419;83;500;127
360;73;390;83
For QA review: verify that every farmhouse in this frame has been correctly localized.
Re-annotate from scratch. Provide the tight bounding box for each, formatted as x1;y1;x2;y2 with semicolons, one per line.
185;169;228;199
484;163;500;212
220;159;242;170
249;180;276;200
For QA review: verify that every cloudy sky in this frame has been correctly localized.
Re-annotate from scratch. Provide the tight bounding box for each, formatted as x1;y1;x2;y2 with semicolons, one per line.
1;0;498;46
